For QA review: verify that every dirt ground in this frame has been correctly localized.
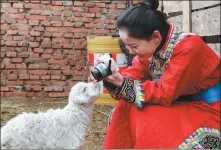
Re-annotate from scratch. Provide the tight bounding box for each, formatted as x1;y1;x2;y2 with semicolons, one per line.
1;97;114;149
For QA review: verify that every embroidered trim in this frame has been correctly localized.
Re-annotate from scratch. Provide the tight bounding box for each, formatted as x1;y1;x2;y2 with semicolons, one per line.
149;25;196;81
103;80;121;100
134;80;145;108
117;78;145;108
178;127;220;149
118;78;136;103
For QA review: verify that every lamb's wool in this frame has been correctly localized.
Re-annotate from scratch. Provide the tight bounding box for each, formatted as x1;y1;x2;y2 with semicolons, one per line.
1;82;101;149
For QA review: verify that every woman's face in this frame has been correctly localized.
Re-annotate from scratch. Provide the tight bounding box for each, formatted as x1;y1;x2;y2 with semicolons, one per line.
119;29;161;60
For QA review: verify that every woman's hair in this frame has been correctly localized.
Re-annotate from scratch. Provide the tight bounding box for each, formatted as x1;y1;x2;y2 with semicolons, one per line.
117;0;169;44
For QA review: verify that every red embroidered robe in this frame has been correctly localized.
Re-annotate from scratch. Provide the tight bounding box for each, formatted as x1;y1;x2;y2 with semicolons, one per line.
103;24;220;148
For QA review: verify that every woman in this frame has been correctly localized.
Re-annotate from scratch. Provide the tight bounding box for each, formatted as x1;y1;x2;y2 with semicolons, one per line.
101;0;220;149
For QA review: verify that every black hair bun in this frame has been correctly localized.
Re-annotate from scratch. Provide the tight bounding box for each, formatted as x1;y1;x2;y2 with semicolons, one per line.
142;0;159;10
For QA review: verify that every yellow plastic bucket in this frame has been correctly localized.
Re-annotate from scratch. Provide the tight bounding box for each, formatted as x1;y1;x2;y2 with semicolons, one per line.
87;36;128;105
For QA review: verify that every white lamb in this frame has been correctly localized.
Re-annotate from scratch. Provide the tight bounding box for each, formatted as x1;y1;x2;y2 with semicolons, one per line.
1;81;102;149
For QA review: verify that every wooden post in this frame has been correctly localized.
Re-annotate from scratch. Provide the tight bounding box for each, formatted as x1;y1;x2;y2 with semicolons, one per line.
182;0;192;32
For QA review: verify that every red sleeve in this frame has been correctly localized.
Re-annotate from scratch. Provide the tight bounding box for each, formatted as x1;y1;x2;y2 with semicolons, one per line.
143;35;220;106
121;56;151;82
122;35;219;106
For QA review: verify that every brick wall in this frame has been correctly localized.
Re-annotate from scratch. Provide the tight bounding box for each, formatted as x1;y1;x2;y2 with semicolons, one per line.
1;1;127;98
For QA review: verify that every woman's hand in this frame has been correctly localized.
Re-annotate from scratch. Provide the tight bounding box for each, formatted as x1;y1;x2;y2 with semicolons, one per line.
104;65;124;87
95;54;124;87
